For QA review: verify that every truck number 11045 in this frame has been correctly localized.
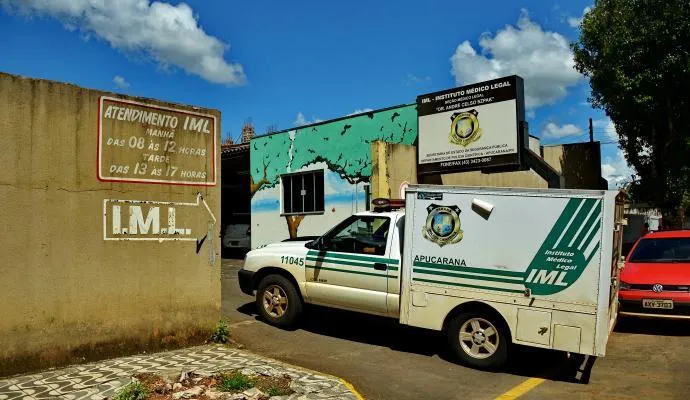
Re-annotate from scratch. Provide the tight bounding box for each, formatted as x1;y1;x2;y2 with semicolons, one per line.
281;256;304;266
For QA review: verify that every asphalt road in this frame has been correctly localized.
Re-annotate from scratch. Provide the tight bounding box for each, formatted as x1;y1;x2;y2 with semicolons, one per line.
221;258;690;400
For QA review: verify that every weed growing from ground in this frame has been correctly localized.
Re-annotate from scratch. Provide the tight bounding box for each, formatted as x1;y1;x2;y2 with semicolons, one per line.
113;381;148;400
211;319;230;344
219;371;254;392
267;385;292;396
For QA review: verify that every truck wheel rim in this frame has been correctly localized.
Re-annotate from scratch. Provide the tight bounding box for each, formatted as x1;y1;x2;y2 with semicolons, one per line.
459;318;499;359
262;285;288;318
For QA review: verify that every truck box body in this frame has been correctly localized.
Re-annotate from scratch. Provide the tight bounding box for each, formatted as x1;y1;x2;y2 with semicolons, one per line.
400;186;622;357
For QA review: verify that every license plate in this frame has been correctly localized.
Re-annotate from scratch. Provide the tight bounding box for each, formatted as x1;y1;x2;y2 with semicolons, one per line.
642;299;674;309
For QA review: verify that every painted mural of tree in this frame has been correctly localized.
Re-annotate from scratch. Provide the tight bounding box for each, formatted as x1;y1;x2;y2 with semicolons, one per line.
290;107;417;184
250;105;418;238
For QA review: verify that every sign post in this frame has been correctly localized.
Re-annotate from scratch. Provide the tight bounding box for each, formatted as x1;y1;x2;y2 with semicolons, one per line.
416;75;526;175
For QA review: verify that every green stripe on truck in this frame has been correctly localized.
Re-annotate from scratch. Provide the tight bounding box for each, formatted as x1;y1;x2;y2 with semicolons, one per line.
412;261;525;278
307;250;399;265
305;264;395;278
306;256;401;272
412;277;525;294
413;267;524;284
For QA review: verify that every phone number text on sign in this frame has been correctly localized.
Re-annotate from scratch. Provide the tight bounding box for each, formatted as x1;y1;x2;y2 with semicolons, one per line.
98;96;217;186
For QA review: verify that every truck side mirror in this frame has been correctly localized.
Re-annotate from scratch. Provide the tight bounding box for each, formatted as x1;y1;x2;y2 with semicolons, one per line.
306;238;321;250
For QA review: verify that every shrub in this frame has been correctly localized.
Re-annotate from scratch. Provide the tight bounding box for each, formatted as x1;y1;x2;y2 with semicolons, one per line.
211;319;230;344
267;386;291;397
219;371;254;392
113;381;148;400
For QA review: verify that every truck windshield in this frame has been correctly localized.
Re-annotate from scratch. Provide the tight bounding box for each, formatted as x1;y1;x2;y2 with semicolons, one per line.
629;237;690;263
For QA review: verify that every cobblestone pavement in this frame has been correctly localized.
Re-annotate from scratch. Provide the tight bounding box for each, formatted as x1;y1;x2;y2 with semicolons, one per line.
0;346;359;400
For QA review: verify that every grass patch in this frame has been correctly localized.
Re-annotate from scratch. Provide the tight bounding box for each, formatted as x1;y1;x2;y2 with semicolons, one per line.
267;385;292;397
113;381;148;400
211;319;230;344
218;371;254;392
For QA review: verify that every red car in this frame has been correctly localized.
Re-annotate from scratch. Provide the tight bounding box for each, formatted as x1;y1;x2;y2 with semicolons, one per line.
619;230;690;319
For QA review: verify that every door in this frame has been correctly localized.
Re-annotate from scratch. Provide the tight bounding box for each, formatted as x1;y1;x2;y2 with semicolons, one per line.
305;215;394;314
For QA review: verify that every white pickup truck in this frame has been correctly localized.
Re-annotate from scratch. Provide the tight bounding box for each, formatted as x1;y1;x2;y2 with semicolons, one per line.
238;185;624;368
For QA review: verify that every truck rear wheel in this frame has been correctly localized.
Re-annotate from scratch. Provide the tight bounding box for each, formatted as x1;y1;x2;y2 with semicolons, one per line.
256;274;303;327
447;312;509;369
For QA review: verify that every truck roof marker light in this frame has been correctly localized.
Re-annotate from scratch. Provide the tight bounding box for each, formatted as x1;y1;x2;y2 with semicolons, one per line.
472;198;494;220
372;198;405;212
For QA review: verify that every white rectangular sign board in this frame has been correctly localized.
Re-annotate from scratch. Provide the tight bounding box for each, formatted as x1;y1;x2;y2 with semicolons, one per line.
417;76;526;174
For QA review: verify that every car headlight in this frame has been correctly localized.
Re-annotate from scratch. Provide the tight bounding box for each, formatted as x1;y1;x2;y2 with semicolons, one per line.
619;281;631;290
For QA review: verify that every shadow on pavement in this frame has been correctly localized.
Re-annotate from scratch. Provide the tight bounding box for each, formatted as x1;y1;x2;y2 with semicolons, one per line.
236;302;596;383
614;316;690;336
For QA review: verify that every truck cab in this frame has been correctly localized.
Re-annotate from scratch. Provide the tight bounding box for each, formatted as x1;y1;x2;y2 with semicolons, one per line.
239;209;405;323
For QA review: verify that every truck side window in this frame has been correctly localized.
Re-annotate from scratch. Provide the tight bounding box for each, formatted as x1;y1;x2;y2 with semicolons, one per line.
323;216;390;256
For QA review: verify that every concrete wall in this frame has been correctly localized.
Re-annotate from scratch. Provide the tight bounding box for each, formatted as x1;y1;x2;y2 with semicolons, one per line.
542;142;603;189
371;141;418;199
0;72;221;375
440;169;548;188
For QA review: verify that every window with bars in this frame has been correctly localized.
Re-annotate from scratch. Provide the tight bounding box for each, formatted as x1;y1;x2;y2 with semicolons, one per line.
281;170;325;215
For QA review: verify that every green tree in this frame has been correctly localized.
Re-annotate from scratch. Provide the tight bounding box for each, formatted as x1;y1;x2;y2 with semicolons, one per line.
572;0;690;227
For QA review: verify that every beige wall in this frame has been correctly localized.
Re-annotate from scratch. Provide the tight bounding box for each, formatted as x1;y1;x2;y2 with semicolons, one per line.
542;142;603;189
440;169;548;188
0;72;221;375
370;141;417;199
371;141;602;193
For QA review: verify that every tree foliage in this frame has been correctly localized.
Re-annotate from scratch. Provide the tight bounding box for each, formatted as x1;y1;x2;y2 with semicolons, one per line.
573;0;690;227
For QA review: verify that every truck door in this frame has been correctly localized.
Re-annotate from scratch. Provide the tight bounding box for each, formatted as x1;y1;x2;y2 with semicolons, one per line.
305;215;395;314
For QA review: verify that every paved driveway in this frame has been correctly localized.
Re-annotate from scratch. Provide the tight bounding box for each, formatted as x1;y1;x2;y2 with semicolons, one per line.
222;258;690;400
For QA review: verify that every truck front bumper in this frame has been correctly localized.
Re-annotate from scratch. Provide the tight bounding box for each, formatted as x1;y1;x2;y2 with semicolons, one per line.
238;269;255;296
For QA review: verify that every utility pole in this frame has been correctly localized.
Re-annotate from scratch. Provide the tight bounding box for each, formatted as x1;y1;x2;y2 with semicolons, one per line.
589;118;594;142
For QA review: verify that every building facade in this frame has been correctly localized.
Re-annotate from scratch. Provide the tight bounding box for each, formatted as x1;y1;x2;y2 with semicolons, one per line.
249;105;417;247
249;104;605;249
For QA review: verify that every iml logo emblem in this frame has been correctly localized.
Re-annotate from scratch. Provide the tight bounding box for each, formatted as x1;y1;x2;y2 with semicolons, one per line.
524;198;603;295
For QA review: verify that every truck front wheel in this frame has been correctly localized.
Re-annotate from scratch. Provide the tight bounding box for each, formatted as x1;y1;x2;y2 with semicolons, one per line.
447;312;509;369
256;274;303;327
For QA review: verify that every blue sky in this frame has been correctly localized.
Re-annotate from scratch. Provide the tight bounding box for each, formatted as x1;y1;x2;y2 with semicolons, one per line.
0;0;631;187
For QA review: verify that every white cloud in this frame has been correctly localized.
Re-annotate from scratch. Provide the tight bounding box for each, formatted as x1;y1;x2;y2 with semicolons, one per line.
348;108;373;116
113;75;130;89
294;112;322;126
3;0;246;85
527;110;536;119
450;9;582;109
404;73;431;86
542;122;583;138
567;6;591;28
602;148;636;189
